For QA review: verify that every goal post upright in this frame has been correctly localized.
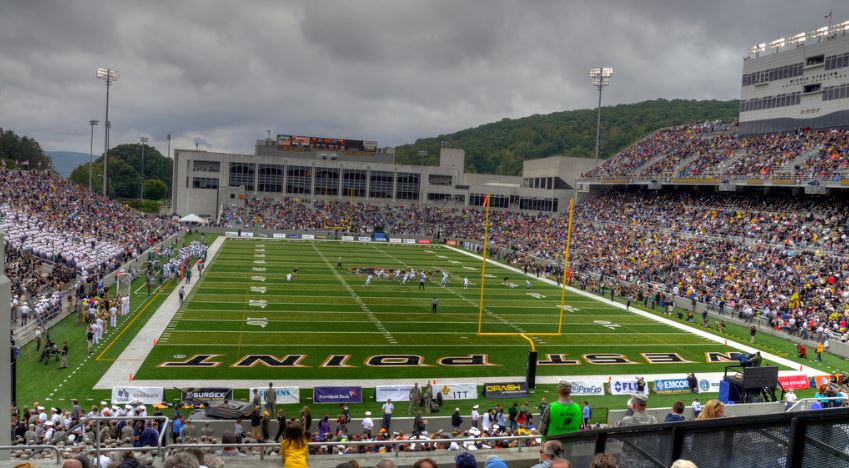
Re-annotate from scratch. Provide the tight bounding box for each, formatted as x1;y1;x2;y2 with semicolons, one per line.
476;193;491;335
557;197;575;334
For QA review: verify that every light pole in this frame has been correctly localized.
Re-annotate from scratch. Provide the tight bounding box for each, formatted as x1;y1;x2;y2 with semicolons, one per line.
140;137;149;200
418;150;427;234
88;120;99;191
589;67;613;162
166;134;171;159
97;67;119;197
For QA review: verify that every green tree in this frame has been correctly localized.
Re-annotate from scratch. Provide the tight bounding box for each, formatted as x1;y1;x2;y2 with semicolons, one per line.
68;143;172;200
143;179;168;200
0;128;52;169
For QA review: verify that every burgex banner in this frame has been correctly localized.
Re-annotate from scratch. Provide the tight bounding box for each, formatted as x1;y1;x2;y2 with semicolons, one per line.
180;388;233;403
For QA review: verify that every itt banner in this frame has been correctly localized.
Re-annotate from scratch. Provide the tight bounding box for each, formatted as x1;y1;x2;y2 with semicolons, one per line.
111;386;165;405
180;388;233;403
654;379;691;394
483;382;528;399
570;381;606;396
313;386;362;404
610;379;647;396
250;387;301;405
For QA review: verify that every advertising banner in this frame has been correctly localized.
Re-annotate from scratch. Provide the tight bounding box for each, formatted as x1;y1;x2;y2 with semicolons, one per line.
272;233;287;239
483;382;528;399
225;231;239;237
111;387;165;405
609;379;647;396
435;383;478;400
375;385;413;402
446;239;459;246
341;236;355;242
697;377;722;393
250;386;300;405
313;386;362;404
777;374;812;391
301;234;315;240
358;236;372;242
286;234;301;239
239;232;254;238
389;238;402;244
417;239;431;245
403;239;416;244
654;378;691;394
570;381;605;396
180;388;233;404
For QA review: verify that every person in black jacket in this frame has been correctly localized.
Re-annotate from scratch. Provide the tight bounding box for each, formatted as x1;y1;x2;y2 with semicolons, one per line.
451;408;463;430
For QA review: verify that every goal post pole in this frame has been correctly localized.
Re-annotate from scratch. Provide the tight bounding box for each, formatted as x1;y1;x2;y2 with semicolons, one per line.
557;197;575;334
477;193;491;335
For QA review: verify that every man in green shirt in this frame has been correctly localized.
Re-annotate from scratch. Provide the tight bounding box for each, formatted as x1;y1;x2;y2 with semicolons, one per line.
540;380;582;438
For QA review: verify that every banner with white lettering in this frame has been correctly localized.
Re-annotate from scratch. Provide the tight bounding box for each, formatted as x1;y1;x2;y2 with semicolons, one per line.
249;386;300;405
341;235;355;241
358;236;371;242
609;379;647;396
403;239;416;244
389;238;402;244
570;381;605;396
483;382;528;398
697;377;722;393
301;234;315;240
111;386;165;405
225;231;239;237
180;388;233;403
653;378;691;394
272;233;287;239
239;232;254;238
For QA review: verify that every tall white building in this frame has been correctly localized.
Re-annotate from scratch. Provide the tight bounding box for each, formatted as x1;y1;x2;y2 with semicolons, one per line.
740;19;849;135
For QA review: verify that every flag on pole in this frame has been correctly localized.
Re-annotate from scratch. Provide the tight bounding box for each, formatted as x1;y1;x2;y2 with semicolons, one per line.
482;193;490;207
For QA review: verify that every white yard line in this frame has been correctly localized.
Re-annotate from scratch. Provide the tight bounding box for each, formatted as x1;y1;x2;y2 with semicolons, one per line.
442;244;822;376
93;236;226;389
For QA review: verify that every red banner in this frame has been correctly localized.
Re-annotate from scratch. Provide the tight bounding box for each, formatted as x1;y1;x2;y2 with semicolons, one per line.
446;239;459;246
778;374;811;391
417;239;431;245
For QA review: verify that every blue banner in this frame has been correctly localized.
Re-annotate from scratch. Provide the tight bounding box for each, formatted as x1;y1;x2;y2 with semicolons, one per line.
654;378;691;394
286;234;301;239
313;386;362;404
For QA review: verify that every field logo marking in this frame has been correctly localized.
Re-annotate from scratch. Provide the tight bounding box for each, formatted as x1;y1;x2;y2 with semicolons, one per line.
158;354;223;368
582;353;635;365
449;260;461;264
231;354;309;368
537;353;581;365
253;267;266;272
705;352;743;363
246;317;269;327
253;259;266;264
251;275;266;282
250;286;267;294
593;320;620;330
526;292;546;299
321;354;356;368
462;266;476;271
248;299;268;309
560;305;579;312
437;354;495;367
254;253;266;258
641;352;692;364
366;355;430;367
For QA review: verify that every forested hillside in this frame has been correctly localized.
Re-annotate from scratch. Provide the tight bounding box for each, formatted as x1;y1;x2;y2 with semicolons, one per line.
394;99;739;175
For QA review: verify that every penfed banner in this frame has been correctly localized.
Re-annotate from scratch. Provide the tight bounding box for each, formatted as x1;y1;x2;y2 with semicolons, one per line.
483;381;528;399
180;388;233;403
313;386;363;404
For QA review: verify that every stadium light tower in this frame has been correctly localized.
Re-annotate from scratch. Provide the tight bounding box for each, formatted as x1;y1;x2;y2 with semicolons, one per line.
139;137;149;200
97;67;119;197
88;120;99;191
590;67;613;162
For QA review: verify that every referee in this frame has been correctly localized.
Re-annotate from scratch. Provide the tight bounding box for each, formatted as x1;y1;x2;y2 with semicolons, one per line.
432;297;438;314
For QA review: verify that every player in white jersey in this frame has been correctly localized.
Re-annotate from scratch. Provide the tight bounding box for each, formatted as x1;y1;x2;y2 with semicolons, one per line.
526;279;532;289
377;269;386;279
365;274;373;287
121;295;129;316
441;271;449;287
109;305;118;328
394;269;401;281
463;277;469;289
286;272;293;283
401;272;410;285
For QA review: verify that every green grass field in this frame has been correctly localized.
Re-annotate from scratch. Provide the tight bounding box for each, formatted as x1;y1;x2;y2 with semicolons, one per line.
133;239;765;381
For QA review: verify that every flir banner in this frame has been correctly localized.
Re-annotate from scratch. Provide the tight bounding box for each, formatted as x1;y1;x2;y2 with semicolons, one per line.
654;378;691;394
180;388;233;403
483;382;528;399
313;386;362;404
250;386;300;405
570;381;605;396
111;386;165;405
609;379;647;396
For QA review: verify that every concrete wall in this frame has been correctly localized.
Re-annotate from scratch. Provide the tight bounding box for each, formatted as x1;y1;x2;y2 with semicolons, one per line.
606;401;787;426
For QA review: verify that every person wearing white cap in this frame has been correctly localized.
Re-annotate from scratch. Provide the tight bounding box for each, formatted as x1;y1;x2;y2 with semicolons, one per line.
42;421;55;443
362;411;374;438
471;404;480;429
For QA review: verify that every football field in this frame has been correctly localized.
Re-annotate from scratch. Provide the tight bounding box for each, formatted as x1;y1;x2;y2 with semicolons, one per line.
129;239;764;381
132;239;768;382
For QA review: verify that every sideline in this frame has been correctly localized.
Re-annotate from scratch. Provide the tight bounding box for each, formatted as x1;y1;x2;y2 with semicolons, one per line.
442;244;822;376
94;236;226;389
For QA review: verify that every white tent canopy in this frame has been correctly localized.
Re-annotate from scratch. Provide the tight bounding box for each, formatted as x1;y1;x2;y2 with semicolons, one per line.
178;213;208;224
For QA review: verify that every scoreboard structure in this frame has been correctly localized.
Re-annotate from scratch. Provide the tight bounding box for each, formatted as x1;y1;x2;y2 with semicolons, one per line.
740;19;849;135
276;134;378;152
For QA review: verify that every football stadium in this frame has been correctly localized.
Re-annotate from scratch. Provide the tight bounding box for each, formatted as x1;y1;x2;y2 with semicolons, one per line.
5;5;849;468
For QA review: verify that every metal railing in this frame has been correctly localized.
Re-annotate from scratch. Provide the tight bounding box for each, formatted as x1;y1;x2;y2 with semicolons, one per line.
0;444;62;465
549;406;849;468
788;397;848;412
88;415;170;461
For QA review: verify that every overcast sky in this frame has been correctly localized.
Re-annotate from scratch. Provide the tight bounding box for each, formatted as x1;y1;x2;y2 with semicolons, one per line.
0;0;845;156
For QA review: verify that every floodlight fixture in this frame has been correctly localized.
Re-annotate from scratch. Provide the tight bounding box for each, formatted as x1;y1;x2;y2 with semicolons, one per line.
97;67;119;197
589;66;613;162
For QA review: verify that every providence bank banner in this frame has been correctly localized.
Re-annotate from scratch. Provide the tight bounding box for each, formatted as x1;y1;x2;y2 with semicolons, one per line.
313;386;362;404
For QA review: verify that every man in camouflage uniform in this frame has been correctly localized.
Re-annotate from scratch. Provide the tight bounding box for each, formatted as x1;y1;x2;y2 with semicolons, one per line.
617;394;657;426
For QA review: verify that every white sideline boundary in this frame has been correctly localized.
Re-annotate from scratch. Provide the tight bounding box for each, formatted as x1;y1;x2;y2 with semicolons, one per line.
94;236;227;389
94;239;819;390
442;244;821;376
